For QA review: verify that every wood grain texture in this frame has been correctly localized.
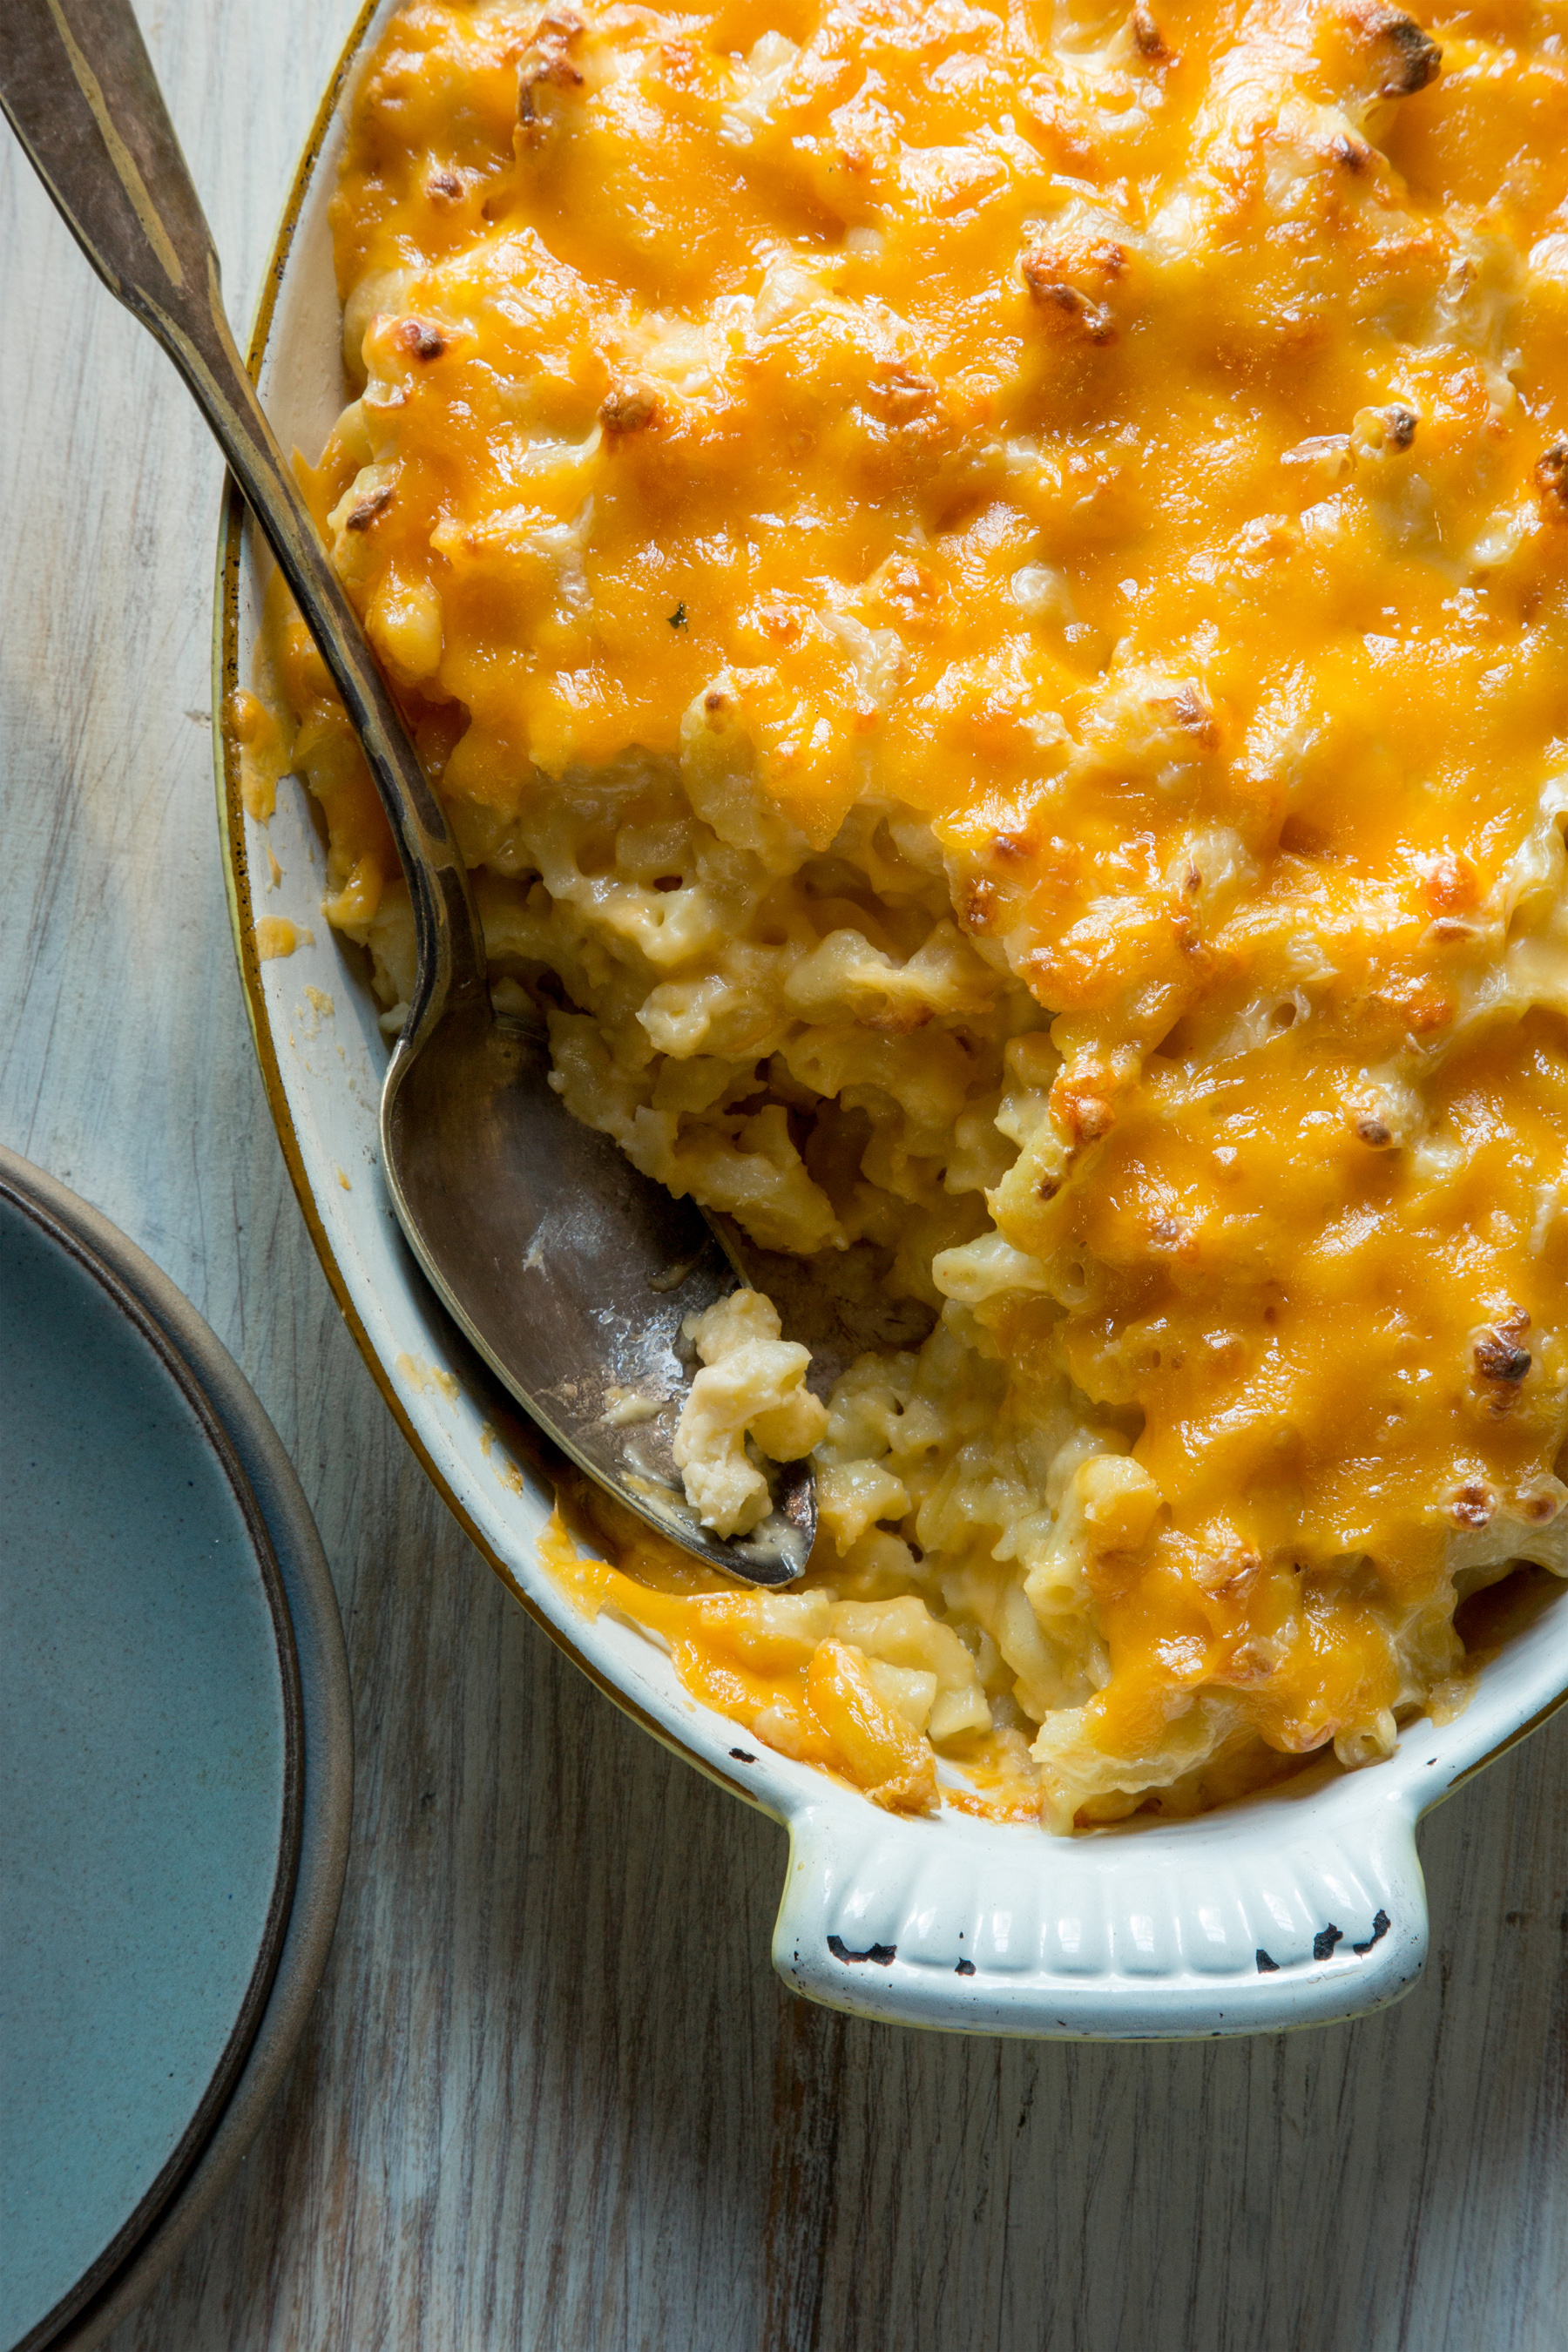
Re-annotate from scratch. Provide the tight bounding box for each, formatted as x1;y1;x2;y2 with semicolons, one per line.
3;6;1568;2345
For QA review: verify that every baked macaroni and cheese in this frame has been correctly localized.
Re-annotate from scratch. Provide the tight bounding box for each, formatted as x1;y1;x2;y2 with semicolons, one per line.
264;0;1568;1828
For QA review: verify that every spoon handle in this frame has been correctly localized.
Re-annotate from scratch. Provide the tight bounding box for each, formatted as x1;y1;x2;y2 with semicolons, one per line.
0;0;487;1031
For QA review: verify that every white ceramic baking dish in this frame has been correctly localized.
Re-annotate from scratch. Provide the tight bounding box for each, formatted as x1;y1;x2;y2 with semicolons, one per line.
214;0;1568;2038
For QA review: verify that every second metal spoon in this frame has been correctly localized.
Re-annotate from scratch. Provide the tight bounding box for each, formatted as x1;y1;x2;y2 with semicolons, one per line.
0;0;814;1585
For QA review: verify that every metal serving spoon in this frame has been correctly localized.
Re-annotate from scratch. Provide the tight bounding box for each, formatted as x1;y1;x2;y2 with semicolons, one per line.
1;0;814;1585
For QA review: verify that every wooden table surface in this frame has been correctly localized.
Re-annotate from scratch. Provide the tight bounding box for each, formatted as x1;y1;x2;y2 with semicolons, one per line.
4;6;1568;2345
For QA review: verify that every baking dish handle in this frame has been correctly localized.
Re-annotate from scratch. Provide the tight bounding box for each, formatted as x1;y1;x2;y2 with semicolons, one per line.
769;1789;1429;2039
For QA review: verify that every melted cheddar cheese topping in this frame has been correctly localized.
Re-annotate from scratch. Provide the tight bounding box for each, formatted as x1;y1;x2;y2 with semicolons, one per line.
280;0;1568;1825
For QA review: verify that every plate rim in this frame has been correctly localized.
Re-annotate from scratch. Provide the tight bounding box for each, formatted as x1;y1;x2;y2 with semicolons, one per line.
0;1146;352;2352
1;1165;302;2352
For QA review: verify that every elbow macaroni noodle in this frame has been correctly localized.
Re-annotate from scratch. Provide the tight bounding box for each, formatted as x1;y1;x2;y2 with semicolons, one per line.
266;0;1568;1828
673;1290;829;1537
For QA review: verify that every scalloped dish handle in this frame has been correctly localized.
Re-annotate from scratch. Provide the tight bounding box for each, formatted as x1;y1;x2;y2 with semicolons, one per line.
771;1794;1429;2038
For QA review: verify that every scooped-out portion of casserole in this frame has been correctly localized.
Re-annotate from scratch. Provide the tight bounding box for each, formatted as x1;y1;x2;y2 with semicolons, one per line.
266;0;1568;1828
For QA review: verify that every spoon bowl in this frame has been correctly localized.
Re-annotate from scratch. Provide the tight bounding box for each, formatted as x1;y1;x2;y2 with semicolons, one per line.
383;999;815;1582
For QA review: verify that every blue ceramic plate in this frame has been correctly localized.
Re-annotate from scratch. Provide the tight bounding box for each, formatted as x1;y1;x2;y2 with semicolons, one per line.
0;1151;348;2352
